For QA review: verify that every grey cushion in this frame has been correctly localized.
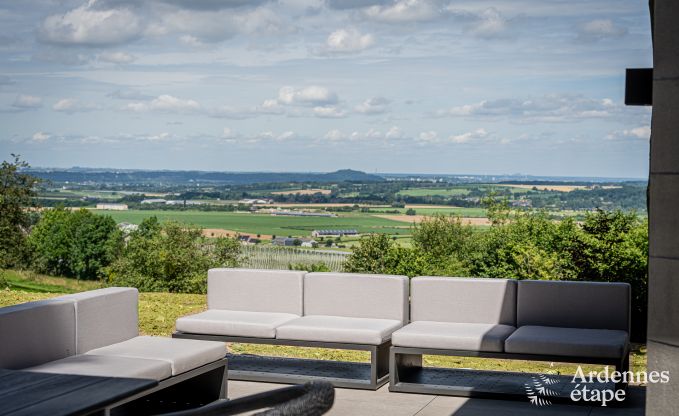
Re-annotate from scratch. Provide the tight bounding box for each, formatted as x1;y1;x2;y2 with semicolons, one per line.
304;273;409;324
0;299;76;369
411;277;517;325
504;326;629;359
26;354;172;381
208;269;304;315
176;310;299;338
517;280;630;331
56;287;139;353
392;321;515;352
86;336;225;376
276;315;403;345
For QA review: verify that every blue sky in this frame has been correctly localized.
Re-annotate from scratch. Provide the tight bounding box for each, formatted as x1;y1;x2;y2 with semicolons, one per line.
0;0;652;177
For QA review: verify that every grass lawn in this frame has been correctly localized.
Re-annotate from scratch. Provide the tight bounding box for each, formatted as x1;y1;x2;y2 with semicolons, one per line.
0;270;647;382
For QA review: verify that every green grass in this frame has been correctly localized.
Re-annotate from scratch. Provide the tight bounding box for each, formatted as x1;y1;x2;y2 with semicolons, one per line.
95;209;413;237
1;271;648;381
367;206;488;217
1;269;103;293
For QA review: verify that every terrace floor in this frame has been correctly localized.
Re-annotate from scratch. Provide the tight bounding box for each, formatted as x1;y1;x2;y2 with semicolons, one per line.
229;381;646;416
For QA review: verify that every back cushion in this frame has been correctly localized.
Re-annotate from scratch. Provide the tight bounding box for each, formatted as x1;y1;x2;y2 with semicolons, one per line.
411;277;517;326
208;269;305;315
58;287;139;353
0;299;76;369
517;280;630;331
304;273;409;324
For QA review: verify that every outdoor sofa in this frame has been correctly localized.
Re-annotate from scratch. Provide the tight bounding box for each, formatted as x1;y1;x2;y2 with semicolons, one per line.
0;287;228;415
173;269;409;390
389;277;631;400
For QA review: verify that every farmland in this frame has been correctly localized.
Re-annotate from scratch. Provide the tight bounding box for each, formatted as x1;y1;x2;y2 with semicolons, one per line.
99;209;412;237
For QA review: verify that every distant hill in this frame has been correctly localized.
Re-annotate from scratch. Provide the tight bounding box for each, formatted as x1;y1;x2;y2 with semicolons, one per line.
26;168;384;185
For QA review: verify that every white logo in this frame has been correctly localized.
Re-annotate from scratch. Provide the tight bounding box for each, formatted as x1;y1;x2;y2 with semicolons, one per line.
524;374;561;406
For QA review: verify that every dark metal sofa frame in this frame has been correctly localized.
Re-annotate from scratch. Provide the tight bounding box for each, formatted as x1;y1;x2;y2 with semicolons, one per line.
102;359;228;416
389;346;630;401
173;333;390;390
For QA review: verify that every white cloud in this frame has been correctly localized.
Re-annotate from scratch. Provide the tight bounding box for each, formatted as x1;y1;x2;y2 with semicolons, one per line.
355;96;390;114
436;95;624;123
125;94;201;113
577;19;627;42
53;98;100;113
448;128;488;143
277;86;338;106
313;106;347;118
470;8;508;39
98;51;136;64
151;6;288;43
324;28;375;54
39;2;143;46
623;126;651;139
385;126;405;140
32;131;50;142
417;130;439;142
12;94;43;109
222;127;236;139
364;0;443;23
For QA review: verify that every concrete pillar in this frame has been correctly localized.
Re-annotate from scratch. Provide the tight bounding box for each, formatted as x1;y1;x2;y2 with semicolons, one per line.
647;1;679;414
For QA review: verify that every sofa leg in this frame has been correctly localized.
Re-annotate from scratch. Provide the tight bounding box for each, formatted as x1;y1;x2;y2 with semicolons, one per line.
615;353;630;393
370;342;391;388
390;348;423;389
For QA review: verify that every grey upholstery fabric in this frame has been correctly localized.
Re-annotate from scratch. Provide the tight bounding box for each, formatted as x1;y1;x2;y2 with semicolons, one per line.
0;299;76;369
86;335;226;376
504;326;629;359
208;269;305;315
26;354;172;381
57;287;139;353
276;315;403;345
176;310;300;338
392;321;515;352
304;273;409;324
411;277;517;325
517;280;630;331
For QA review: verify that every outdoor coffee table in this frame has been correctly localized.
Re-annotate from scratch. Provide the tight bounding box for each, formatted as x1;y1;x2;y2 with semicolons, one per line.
0;368;157;416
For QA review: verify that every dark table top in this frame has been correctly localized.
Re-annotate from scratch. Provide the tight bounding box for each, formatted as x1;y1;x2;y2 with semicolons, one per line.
0;368;157;416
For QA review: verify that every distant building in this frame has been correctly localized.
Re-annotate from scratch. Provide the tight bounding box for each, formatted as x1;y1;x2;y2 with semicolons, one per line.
311;229;359;238
270;210;336;218
141;198;167;204
165;200;205;206
117;222;139;233
237;235;260;245
239;199;273;205
511;199;532;208
96;203;128;210
272;237;316;247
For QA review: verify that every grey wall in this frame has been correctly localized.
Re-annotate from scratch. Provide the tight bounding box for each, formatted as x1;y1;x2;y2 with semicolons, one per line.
647;1;679;414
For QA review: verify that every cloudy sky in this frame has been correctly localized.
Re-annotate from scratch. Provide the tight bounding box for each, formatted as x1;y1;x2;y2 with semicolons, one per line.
0;0;652;177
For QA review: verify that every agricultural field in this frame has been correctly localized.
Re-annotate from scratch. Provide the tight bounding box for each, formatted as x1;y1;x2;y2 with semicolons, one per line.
97;209;412;237
397;185;528;197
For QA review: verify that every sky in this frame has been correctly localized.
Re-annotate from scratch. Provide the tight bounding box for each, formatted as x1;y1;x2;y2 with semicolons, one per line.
0;0;653;178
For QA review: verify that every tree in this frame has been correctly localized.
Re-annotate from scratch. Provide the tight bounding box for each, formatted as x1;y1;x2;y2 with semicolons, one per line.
405;208;417;216
106;219;242;293
29;208;123;279
0;155;41;268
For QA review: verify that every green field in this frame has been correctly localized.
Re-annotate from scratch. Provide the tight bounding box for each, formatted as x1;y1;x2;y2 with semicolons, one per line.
397;185;528;197
97;210;412;237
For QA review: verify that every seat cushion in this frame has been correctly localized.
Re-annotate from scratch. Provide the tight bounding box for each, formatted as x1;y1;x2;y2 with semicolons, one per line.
392;321;516;352
26;354;172;381
176;310;299;338
504;326;629;359
275;315;402;345
85;336;225;376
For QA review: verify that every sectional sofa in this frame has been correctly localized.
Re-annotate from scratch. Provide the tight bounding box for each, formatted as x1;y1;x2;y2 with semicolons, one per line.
0;288;228;415
174;269;631;400
173;269;409;389
389;277;631;398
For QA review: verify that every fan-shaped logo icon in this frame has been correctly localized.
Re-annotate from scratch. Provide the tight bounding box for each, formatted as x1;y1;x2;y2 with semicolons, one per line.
524;375;561;406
